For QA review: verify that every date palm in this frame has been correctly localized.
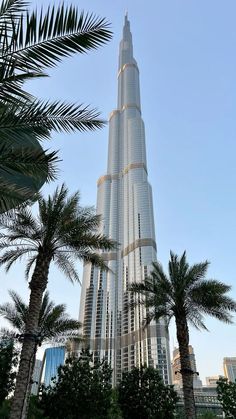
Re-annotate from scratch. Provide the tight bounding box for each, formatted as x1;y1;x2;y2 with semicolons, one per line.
0;289;82;415
0;290;82;345
129;251;236;419
0;184;116;419
0;0;112;212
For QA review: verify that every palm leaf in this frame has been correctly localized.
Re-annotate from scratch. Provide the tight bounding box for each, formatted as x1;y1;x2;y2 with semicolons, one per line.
0;146;58;181
0;62;47;104
0;178;36;213
54;252;81;285
2;6;112;72
0;0;28;23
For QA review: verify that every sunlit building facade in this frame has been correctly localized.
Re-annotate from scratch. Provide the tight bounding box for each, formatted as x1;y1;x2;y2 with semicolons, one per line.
79;15;171;385
223;357;236;382
172;345;202;389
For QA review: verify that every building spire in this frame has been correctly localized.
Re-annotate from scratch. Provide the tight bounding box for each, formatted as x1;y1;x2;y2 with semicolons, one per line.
118;16;140;110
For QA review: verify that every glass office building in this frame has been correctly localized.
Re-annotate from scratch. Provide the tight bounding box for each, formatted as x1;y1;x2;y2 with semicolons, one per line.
43;346;65;387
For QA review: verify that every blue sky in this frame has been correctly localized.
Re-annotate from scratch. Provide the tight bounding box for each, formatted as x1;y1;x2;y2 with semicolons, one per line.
0;0;236;383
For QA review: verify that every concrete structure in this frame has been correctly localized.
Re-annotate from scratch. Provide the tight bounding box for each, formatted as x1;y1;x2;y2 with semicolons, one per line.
223;357;236;382
79;15;171;385
172;345;202;389
42;346;65;387
205;375;222;387
31;359;43;395
177;387;223;417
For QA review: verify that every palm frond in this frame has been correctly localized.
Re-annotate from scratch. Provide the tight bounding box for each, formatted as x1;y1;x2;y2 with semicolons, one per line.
0;61;46;104
0;246;34;271
78;251;110;271
0;146;58;182
24;253;37;279
0;0;27;23
0;178;37;213
2;99;106;133
2;6;112;72
66;232;116;254
54;252;81;285
190;280;236;323
0;290;27;332
185;261;210;288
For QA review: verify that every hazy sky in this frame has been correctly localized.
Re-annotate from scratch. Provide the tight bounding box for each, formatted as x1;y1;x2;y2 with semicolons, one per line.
0;0;236;384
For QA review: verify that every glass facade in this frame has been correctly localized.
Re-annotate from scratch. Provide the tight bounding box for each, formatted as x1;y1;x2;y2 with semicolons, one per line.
43;346;65;387
79;15;171;386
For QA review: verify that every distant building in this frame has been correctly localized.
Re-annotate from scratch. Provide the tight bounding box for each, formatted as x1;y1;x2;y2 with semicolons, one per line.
172;345;202;388
205;375;222;387
31;359;43;395
177;387;222;417
42;346;66;387
223;357;236;382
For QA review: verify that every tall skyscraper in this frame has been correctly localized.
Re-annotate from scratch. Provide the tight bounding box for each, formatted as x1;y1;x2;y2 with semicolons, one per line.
223;357;236;382
79;15;171;385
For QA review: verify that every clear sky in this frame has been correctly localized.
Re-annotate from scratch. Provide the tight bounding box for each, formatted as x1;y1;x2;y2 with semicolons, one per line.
0;0;236;384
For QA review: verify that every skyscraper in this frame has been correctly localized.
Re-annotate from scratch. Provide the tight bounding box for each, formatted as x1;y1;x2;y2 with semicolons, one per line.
42;346;66;386
79;15;171;385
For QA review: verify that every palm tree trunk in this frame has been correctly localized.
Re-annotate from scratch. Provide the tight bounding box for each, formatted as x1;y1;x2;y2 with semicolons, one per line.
21;348;36;419
9;251;51;419
175;317;196;419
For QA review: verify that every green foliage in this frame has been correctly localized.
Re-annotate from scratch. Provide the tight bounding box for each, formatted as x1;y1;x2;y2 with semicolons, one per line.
217;376;236;418
107;390;123;419
129;252;236;419
0;183;116;280
0;0;112;212
0;399;11;419
129;251;236;329
0;290;82;345
39;350;113;419
197;412;218;419
0;340;18;406
117;365;178;419
27;395;46;419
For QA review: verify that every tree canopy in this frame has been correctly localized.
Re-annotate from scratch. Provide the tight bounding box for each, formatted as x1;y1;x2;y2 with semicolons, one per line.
39;350;113;419
117;365;178;419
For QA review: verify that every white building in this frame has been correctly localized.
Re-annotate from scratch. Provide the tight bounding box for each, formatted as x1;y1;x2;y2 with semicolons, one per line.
172;345;202;389
31;359;43;395
223;357;236;382
205;375;222;387
79;15;171;385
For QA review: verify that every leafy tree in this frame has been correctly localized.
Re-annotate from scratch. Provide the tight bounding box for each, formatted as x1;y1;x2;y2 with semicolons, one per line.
39;350;113;419
0;340;18;406
129;252;236;419
0;184;116;418
217;376;236;418
117;365;178;419
0;0;112;211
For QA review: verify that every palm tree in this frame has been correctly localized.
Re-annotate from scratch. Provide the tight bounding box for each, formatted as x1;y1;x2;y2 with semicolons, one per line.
0;184;116;419
129;251;236;419
0;290;82;416
0;289;82;346
0;0;112;212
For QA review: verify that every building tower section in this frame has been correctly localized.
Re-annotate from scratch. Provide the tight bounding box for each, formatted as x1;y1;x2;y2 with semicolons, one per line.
79;15;171;385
